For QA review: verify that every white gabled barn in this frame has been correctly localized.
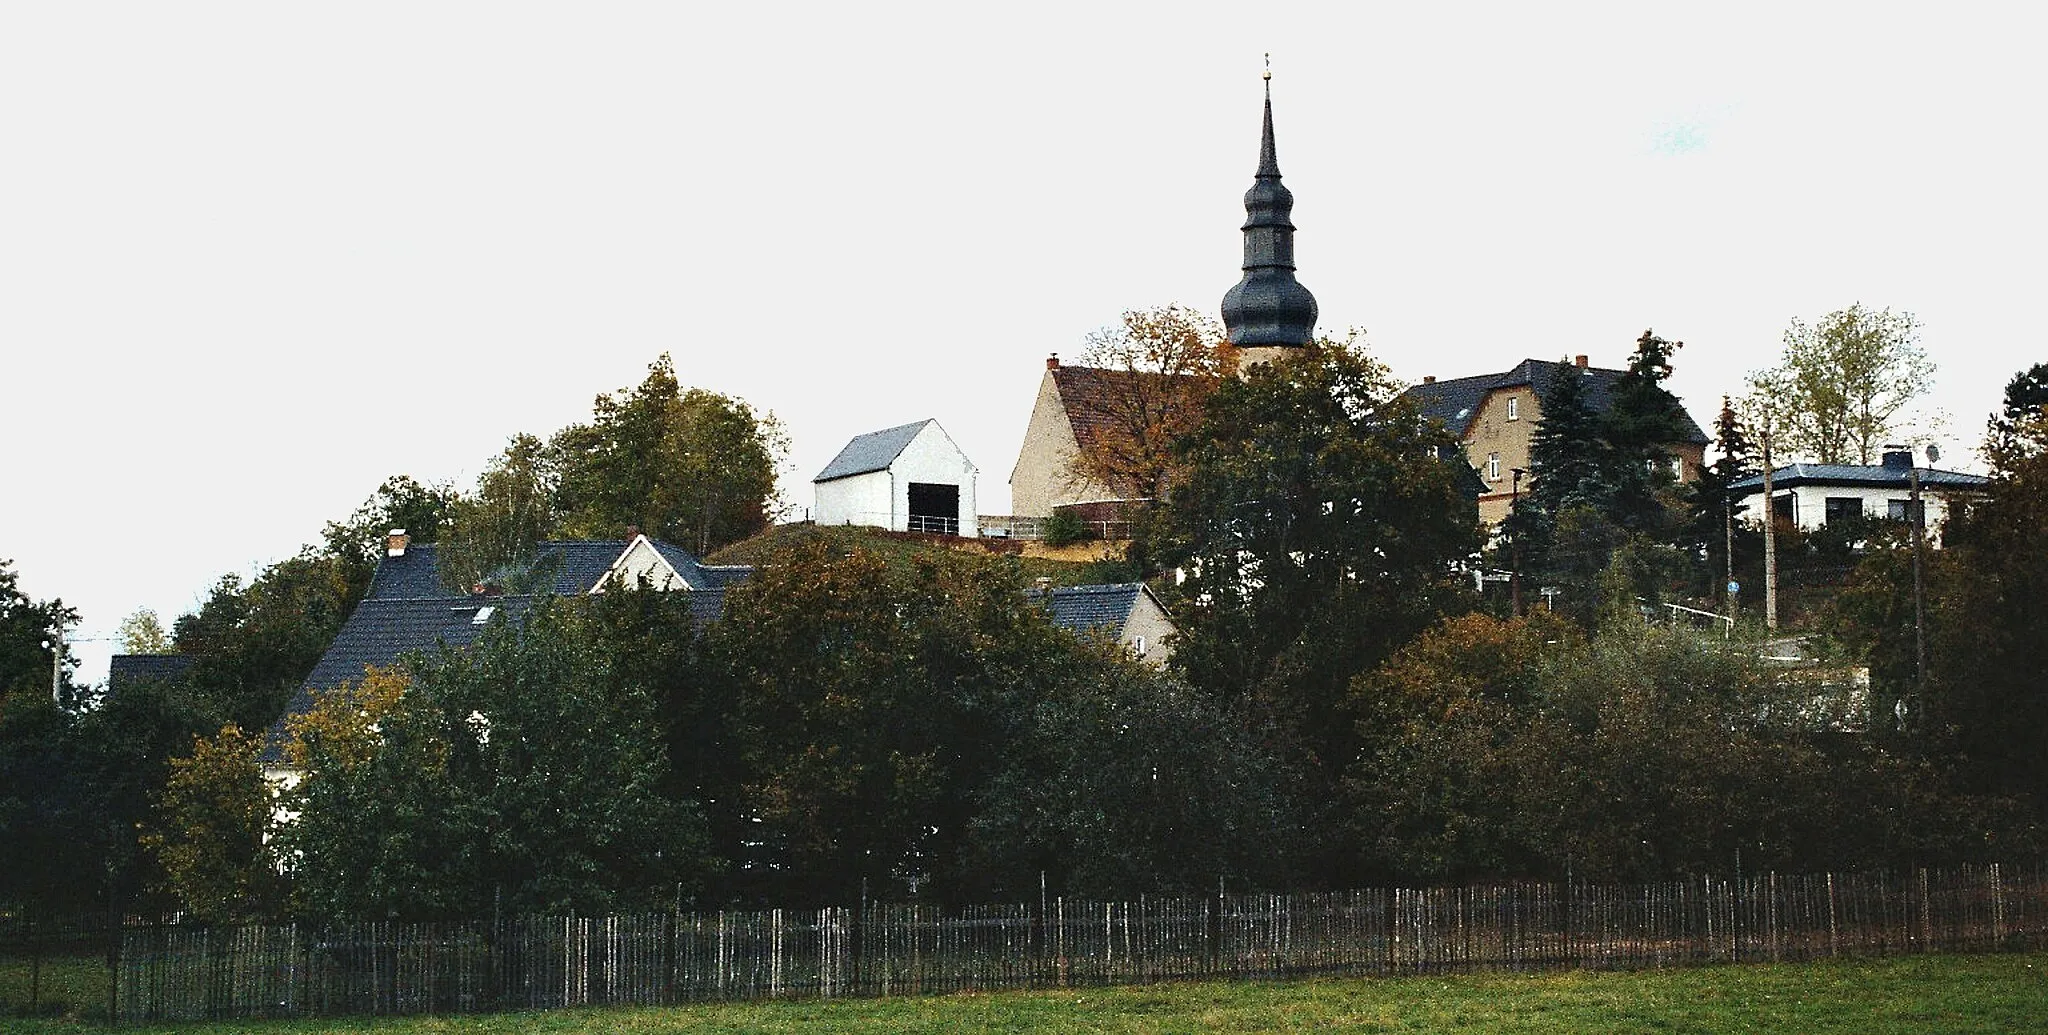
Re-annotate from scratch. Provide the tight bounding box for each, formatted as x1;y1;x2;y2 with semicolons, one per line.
813;419;979;537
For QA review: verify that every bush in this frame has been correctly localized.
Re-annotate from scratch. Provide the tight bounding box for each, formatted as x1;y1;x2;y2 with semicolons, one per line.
1041;511;1092;548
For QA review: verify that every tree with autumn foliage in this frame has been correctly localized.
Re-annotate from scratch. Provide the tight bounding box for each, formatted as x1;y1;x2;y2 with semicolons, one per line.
1067;305;1237;503
143;724;282;921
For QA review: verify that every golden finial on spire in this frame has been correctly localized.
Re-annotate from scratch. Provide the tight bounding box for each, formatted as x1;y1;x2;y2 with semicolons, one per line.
1263;53;1272;82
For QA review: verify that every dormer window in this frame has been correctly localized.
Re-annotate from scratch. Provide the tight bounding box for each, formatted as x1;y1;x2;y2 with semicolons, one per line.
472;606;496;625
1507;397;1520;421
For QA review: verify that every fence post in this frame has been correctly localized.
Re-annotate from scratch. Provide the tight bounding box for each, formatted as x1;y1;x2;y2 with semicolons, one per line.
1990;862;2006;946
1827;872;1839;957
1919;867;1932;951
770;908;784;999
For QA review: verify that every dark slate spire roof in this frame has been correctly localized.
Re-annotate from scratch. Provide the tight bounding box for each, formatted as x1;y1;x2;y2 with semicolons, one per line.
1220;73;1318;349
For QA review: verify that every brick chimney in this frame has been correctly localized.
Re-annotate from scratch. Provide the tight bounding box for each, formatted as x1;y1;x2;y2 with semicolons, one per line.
1574;355;1589;369
386;529;410;558
1422;375;1436;384
1881;445;1913;470
1046;353;1060;371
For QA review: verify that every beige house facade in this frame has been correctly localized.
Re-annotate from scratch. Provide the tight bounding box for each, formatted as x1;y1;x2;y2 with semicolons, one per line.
1400;356;1708;527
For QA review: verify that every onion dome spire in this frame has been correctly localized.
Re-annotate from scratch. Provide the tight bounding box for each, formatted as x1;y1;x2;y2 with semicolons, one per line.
1220;60;1318;356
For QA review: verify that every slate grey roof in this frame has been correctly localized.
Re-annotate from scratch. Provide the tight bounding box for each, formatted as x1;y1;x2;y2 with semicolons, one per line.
814;420;933;483
270;537;747;763
368;540;745;598
1398;358;1709;445
1729;465;1991;492
1032;583;1149;638
264;595;536;761
107;653;195;693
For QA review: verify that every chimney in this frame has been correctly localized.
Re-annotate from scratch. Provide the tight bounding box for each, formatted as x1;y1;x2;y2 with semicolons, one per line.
1422;375;1436;384
1046;353;1060;371
1881;445;1913;470
1574;355;1589;369
386;529;410;558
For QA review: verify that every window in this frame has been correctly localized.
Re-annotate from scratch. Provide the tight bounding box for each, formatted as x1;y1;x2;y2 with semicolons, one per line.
1507;397;1520;421
1888;499;1924;523
1132;635;1147;657
1824;497;1863;525
1487;452;1501;482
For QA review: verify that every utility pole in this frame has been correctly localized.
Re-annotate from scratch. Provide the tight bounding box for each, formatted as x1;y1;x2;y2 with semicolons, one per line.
1910;461;1927;692
1509;467;1526;617
43;631;63;706
1761;429;1778;631
1724;495;1738;620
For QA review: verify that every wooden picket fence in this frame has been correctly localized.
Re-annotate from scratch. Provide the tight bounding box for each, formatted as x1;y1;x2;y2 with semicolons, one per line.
112;862;2048;1023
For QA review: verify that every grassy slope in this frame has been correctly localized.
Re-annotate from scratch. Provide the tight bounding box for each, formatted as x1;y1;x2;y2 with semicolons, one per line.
709;523;1120;587
10;954;2045;1034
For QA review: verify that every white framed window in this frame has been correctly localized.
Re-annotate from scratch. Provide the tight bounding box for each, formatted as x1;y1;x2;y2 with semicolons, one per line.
1507;397;1520;421
1132;635;1147;657
1487;452;1501;481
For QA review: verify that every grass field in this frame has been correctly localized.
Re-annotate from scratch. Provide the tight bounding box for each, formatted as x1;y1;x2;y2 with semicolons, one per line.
7;953;2045;1033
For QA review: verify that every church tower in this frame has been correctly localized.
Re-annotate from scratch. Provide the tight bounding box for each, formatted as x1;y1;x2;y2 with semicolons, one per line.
1219;66;1318;368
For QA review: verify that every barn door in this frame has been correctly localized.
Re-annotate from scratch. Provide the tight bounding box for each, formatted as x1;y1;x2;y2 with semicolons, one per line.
907;483;960;535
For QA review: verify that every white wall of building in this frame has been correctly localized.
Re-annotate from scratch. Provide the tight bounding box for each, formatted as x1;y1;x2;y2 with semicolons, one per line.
814;469;895;530
1745;484;1967;541
594;536;689;591
814;422;979;536
892;422;978;536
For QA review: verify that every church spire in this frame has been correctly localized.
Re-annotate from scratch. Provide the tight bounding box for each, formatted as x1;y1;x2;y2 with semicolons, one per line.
1220;60;1318;363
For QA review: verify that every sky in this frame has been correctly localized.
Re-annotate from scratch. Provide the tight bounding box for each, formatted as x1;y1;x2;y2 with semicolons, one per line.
4;3;2043;684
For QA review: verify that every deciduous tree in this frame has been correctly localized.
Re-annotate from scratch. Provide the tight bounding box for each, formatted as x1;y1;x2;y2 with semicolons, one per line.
439;433;559;593
116;608;173;655
143;724;281;921
1746;303;1936;464
1145;337;1479;883
1069;305;1235;502
551;354;785;553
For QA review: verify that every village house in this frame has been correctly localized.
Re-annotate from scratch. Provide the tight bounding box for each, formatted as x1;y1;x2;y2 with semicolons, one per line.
260;531;744;782
1031;581;1178;667
1398;356;1710;526
1728;447;1988;543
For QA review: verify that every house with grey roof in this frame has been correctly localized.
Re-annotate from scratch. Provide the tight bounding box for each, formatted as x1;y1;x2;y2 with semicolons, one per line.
264;532;743;774
106;653;196;696
814;419;979;537
1398;355;1711;526
1031;582;1177;667
1728;447;1988;543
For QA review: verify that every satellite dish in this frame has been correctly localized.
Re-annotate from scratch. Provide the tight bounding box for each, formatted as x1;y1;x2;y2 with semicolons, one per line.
1925;443;1941;465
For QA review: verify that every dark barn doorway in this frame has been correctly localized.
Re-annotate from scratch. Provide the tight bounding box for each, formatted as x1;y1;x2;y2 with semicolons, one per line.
908;482;960;535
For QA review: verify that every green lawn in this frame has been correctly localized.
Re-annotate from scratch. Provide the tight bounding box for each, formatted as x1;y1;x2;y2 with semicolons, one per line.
8;954;2045;1033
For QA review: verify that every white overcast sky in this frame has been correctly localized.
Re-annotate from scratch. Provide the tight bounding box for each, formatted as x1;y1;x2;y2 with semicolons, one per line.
4;3;2042;683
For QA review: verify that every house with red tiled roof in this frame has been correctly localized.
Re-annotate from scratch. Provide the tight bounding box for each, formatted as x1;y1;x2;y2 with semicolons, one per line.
1007;355;1211;518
